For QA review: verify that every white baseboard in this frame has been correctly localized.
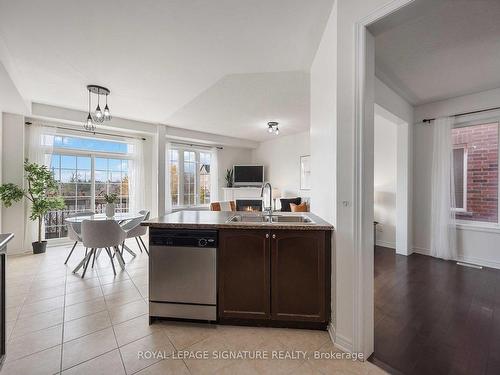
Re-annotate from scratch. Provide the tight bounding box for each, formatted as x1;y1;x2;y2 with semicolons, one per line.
412;246;500;270
376;240;395;249
327;323;335;345
412;246;430;255
327;323;354;353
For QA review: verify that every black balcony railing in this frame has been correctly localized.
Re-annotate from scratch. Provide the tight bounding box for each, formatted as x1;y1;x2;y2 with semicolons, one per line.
44;198;129;239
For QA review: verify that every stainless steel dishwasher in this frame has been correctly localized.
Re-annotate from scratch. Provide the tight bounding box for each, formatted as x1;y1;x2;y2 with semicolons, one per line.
149;229;217;322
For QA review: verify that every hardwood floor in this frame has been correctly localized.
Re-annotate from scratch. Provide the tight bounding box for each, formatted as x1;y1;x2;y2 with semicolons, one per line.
372;246;500;375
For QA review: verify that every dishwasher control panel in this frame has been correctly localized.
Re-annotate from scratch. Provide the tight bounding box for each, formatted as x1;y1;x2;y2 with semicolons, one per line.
150;229;218;248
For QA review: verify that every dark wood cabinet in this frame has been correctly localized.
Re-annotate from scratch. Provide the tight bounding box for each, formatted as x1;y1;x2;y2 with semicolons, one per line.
218;229;270;319
218;229;331;328
271;230;326;322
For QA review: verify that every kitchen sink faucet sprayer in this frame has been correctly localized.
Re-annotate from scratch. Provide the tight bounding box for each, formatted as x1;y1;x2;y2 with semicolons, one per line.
261;182;272;214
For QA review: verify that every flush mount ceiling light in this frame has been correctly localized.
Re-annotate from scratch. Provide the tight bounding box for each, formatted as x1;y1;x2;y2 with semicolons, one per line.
83;85;112;132
267;121;279;135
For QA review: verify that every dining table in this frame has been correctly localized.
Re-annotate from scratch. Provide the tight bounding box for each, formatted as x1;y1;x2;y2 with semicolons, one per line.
65;212;144;274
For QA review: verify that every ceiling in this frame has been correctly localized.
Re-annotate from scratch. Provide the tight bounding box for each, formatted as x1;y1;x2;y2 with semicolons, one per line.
370;0;500;106
166;71;309;142
0;0;332;141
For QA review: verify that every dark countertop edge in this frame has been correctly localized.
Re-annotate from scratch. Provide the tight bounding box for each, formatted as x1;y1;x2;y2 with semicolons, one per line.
143;223;333;231
0;233;14;249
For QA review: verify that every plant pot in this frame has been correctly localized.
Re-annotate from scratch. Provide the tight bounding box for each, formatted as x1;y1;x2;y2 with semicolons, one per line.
32;241;47;254
105;203;115;218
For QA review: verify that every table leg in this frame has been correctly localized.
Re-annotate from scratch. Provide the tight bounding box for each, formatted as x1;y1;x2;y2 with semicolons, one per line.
122;243;137;257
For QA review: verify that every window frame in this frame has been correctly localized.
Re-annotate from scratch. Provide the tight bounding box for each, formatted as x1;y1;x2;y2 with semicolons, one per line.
45;134;133;240
452;144;468;213
452;120;500;226
169;145;211;209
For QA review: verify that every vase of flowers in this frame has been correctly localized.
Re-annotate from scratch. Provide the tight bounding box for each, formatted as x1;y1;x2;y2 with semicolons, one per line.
104;193;118;218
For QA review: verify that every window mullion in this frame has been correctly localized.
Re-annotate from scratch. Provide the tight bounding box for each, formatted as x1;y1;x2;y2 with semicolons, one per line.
497;122;500;224
179;150;184;206
91;154;95;212
195;151;200;206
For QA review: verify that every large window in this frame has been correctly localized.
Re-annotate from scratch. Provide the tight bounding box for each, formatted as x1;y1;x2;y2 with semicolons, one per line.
169;147;211;207
452;122;499;223
45;135;132;239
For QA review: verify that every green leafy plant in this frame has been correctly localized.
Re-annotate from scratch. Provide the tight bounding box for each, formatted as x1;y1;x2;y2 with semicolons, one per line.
225;168;234;187
0;160;65;243
104;193;118;204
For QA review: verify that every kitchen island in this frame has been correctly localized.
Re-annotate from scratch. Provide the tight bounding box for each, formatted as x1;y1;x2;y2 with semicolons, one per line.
142;211;333;330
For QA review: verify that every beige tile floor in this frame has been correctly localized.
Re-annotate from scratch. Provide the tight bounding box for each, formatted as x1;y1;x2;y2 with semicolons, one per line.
1;241;386;375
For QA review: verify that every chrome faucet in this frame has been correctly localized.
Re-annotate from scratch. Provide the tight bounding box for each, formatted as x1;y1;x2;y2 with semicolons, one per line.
261;182;272;214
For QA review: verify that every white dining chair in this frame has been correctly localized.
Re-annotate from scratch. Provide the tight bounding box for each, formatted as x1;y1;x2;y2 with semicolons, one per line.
122;210;150;255
75;220;127;278
65;211;95;264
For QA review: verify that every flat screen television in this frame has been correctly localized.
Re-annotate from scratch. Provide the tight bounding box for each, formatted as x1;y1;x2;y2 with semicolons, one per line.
233;165;264;186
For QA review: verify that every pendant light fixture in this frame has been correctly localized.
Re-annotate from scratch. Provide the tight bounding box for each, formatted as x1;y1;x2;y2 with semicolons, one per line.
84;89;95;132
103;94;112;121
83;85;111;132
267;121;279;135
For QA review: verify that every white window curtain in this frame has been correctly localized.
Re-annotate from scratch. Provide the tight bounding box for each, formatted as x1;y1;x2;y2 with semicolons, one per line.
165;141;172;213
24;123;56;246
430;117;457;260
128;138;146;213
210;147;219;202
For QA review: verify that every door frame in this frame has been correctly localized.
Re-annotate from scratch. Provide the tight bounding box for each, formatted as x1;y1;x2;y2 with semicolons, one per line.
352;0;416;358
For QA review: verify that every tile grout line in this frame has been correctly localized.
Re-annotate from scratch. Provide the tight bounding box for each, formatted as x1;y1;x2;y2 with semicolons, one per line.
5;245;153;371
95;249;129;375
120;248;194;375
6;265;39;344
59;264;69;373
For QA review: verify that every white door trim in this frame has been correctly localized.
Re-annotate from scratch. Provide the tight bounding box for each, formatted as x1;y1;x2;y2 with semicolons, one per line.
352;0;416;358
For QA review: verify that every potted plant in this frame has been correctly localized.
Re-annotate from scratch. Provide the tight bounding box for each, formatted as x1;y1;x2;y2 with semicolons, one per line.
104;193;118;218
0;160;65;254
225;168;234;188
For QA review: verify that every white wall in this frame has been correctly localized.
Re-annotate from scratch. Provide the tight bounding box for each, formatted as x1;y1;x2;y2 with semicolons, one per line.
217;146;253;198
0;60;28;249
251;131;310;204
1;113;26;253
415;86;500;123
0;61;28;115
310;0;339;354
374;113;397;248
310;3;337;226
375;77;413;124
413;87;500;269
375;78;414;255
327;0;415;356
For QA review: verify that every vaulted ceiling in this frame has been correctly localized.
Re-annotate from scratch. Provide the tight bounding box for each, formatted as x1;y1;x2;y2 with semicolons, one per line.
371;0;500;106
0;0;333;141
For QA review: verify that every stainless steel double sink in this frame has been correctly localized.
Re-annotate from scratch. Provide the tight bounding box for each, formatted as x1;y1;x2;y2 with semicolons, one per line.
226;213;315;225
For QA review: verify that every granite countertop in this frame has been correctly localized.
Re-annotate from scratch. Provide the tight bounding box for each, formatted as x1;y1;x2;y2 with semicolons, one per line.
142;211;334;231
0;233;14;252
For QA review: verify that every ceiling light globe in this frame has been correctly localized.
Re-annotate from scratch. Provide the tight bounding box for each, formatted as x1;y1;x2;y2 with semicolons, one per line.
95;106;102;117
275;127;279;135
103;106;111;121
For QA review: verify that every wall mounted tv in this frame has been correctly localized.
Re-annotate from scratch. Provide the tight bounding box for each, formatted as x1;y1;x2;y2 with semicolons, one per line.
233;165;264;186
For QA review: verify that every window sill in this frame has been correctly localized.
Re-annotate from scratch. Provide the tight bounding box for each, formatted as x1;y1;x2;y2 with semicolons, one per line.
456;221;500;234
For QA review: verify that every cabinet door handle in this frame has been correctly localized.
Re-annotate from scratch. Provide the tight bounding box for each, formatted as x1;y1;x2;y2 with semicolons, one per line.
265;233;269;238
272;234;276;239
